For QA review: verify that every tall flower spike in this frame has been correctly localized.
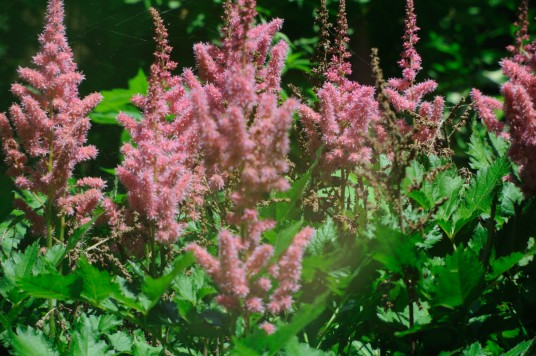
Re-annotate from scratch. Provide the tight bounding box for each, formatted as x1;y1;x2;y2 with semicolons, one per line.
113;8;200;243
325;0;352;86
472;1;536;195
384;0;445;144
187;1;314;333
299;0;379;175
507;0;531;64
310;0;332;90
0;0;103;232
188;0;296;213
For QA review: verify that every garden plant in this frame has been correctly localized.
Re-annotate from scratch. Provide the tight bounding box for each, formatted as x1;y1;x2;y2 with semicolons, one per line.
0;0;535;354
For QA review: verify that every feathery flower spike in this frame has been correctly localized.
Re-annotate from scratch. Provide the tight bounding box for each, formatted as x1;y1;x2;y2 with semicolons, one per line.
472;0;536;195
113;8;201;243
384;0;445;144
187;224;314;320
188;0;296;213
186;0;314;329
0;0;103;232
299;0;379;175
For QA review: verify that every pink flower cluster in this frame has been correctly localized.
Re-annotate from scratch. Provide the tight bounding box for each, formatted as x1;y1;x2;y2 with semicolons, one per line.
184;0;296;211
188;213;314;320
472;1;536;194
109;8;202;243
186;0;314;333
299;0;379;173
0;0;103;230
385;0;445;143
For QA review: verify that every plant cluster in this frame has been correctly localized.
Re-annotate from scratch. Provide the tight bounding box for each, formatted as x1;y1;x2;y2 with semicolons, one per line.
0;0;535;354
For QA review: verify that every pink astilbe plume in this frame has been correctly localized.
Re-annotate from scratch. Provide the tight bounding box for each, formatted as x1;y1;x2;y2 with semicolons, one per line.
186;0;296;212
384;0;445;144
299;0;379;174
0;0;103;232
186;2;314;330
507;0;531;65
187;220;314;326
472;1;536;195
110;8;202;243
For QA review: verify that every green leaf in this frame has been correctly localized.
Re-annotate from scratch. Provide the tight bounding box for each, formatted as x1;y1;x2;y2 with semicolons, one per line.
451;157;509;237
503;338;535;356
373;226;421;274
78;257;120;305
261;147;321;221
70;315;111;356
90;69;147;125
107;331;133;353
402;160;425;197
267;293;328;353
468;224;488;255
271;220;304;263
11;242;39;281
489;131;509;157
96;314;123;334
416;227;443;250
174;267;214;306
235;293;328;354
0;214;26;256
462;342;486;356
487;252;525;281
497;182;524;227
432;248;484;309
112;276;145;312
307;217;336;255
10;327;59;356
0;241;38;290
132;332;162;356
141;252;195;312
380;302;431;330
127;68;149;93
467;125;493;170
284;336;333;356
18;271;80;301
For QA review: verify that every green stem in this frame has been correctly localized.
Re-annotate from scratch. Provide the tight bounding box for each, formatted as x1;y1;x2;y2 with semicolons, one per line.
45;191;56;341
46;205;54;249
59;214;65;244
160;244;166;276
47;299;56;341
150;224;158;277
339;169;348;232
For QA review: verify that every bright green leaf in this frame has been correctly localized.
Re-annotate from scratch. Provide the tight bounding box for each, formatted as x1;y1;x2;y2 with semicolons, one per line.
432;248;484;309
18;272;80;301
10;327;59;356
70;315;111;356
78;257;120;304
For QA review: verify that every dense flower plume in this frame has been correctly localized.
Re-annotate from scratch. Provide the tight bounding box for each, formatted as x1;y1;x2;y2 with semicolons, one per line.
472;1;536;195
111;8;201;243
186;0;314;332
470;90;505;135
188;216;314;322
185;0;295;211
299;0;379;174
0;0;103;230
385;0;445;144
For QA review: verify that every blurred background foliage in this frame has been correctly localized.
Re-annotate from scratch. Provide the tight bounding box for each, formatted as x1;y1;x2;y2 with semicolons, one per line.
0;0;534;180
